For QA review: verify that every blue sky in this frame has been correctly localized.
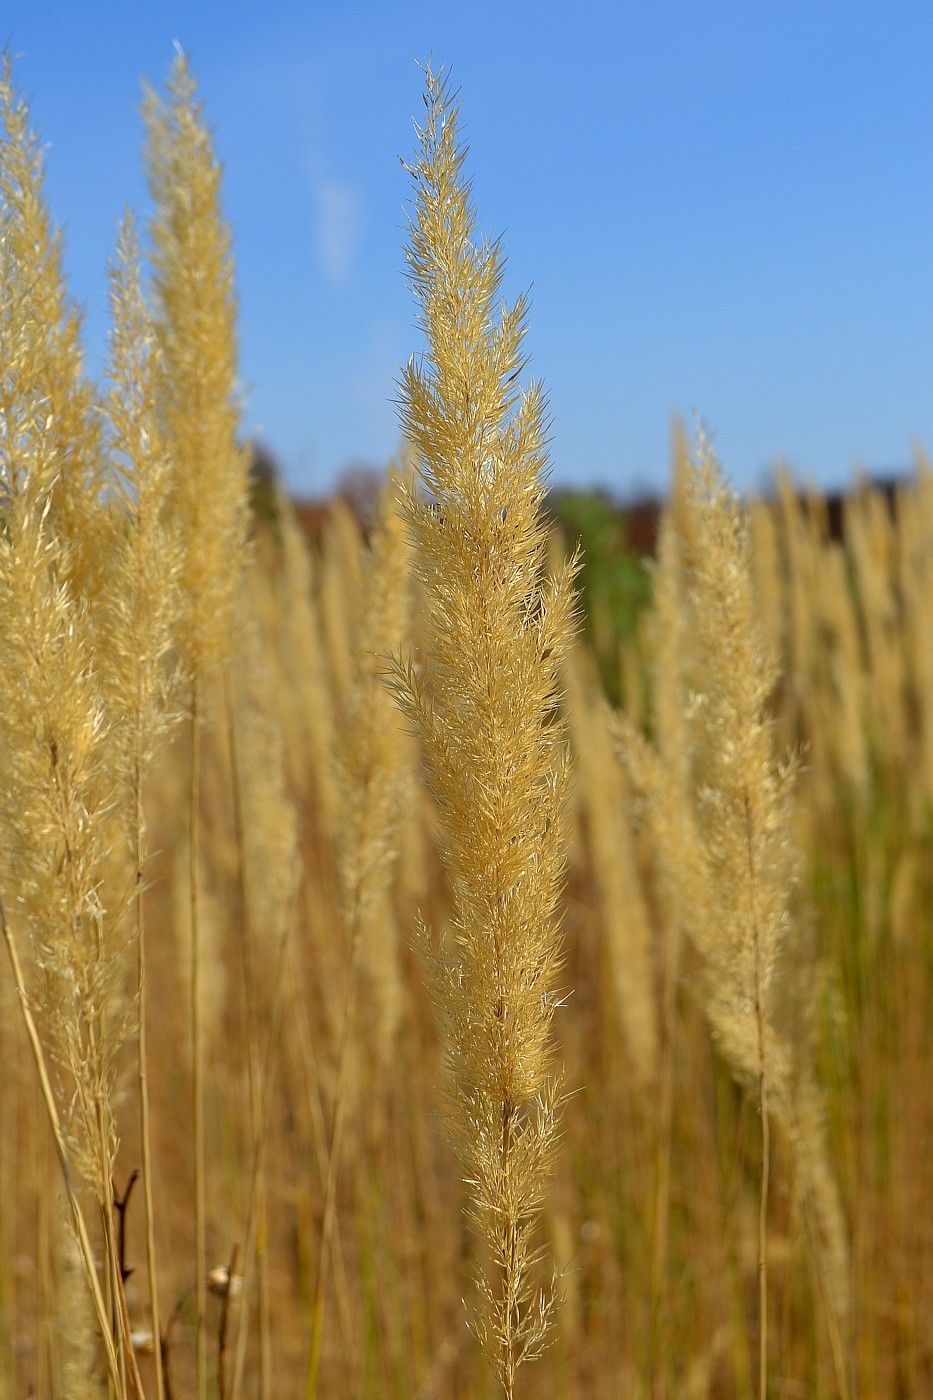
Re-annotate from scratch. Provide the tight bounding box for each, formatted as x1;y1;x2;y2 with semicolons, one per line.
5;1;933;496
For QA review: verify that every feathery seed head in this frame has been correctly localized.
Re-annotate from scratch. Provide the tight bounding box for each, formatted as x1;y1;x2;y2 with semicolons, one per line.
145;52;250;682
396;67;576;1382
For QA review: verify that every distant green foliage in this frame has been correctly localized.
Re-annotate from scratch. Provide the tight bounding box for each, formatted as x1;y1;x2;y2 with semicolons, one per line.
551;489;653;700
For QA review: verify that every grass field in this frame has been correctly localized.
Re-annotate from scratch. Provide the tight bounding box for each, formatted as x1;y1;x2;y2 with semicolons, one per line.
0;51;929;1400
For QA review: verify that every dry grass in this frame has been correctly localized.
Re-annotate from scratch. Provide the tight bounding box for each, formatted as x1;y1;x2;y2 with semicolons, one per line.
394;70;578;1396
0;50;929;1400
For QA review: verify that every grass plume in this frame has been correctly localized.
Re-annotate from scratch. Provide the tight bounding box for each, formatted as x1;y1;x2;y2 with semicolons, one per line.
618;431;850;1397
102;209;183;1400
394;68;577;1396
145;51;250;1400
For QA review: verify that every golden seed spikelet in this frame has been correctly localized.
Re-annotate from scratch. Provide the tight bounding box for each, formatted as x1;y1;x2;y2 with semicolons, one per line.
0;503;124;1196
101;211;182;794
680;438;794;1006
617;430;850;1325
629;438;803;1107
395;69;577;1389
0;55;107;600
748;496;785;681
144;52;250;681
0;64;126;1199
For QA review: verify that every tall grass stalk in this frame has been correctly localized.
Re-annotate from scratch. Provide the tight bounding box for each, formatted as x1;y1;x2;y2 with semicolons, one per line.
395;69;577;1395
188;681;207;1398
145;52;250;1397
618;434;831;1400
223;667;270;1396
0;55;140;1396
103;209;181;1400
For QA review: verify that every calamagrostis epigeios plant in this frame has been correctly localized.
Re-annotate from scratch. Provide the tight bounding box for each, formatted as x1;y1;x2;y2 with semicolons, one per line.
102;210;183;1400
0;57;132;1395
619;432;849;1399
395;69;577;1396
144;53;249;680
0;56;106;597
145;52;250;1399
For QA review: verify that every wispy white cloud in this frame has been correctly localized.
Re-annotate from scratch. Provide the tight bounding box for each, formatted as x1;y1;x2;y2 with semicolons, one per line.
314;178;362;285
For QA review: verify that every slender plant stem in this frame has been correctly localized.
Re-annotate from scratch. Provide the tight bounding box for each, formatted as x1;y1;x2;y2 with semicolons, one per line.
134;765;165;1400
500;1101;517;1400
222;671;271;1399
100;1194;117;1400
648;919;680;1395
97;1132;125;1392
38;1116;55;1398
229;920;292;1400
0;890;123;1395
84;1002;145;1398
105;1188;148;1400
0;1017;13;1392
745;798;770;1400
305;898;364;1400
756;1052;770;1400
190;679;208;1400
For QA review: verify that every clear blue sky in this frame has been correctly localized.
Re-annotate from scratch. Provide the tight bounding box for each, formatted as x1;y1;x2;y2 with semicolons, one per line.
5;1;933;496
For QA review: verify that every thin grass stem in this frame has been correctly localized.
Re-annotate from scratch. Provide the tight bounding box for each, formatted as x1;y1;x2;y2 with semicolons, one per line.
134;766;165;1400
189;680;207;1400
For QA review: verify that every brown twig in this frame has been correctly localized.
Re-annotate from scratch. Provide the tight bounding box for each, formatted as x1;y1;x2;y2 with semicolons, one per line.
160;1287;190;1400
113;1170;140;1285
